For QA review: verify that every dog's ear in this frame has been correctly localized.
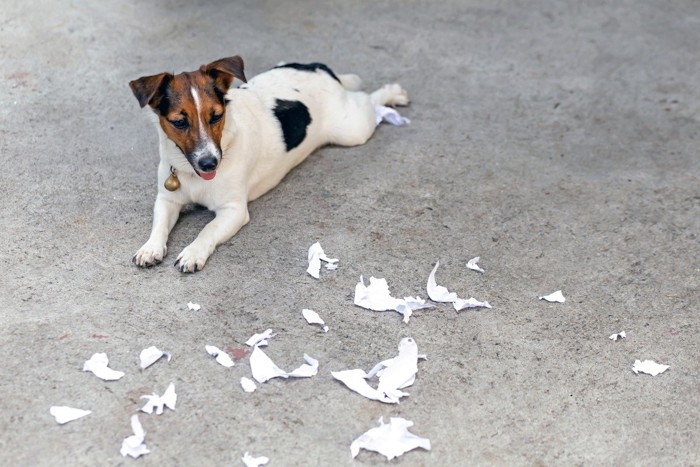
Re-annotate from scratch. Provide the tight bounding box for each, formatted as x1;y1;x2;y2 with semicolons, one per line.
202;56;247;90
129;73;173;109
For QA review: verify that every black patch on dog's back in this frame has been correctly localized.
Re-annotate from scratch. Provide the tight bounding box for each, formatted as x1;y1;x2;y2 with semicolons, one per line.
273;99;312;152
274;62;341;83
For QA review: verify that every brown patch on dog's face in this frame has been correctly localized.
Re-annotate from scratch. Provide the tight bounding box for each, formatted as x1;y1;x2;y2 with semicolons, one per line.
129;56;246;178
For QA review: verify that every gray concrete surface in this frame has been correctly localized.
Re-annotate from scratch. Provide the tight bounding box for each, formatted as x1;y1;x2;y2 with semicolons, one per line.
1;0;698;465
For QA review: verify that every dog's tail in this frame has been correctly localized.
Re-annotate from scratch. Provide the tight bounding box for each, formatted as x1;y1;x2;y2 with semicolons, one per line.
338;74;363;92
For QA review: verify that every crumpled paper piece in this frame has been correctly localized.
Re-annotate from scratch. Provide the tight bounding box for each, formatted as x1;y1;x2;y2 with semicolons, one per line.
632;359;670;376
240;377;257;393
242;452;269;467
205;345;235;367
120;414;149;458
139;346;171;369
374;105;411;126
250;346;318;383
332;337;420;404
354;275;433;323
302;309;329;332
141;382;177;415
427;261;491;310
307;242;338;279
83;353;125;381
187;301;201;311
50;406;91;424
466;256;485;273
539;290;565;303
351;417;430;460
609;331;626;341
246;329;275;347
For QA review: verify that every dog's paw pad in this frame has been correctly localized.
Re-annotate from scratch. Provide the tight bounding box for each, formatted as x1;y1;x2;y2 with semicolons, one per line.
133;243;167;268
175;245;209;273
382;84;409;107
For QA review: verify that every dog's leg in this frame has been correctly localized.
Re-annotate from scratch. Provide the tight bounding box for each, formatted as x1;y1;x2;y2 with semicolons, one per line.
133;195;183;267
174;204;250;272
328;84;409;147
338;73;363;91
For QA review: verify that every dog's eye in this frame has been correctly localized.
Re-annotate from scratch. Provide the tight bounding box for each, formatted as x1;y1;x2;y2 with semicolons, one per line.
210;113;224;125
171;119;189;130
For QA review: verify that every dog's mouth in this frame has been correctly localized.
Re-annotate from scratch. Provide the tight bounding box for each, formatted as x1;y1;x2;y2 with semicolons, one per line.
196;169;217;181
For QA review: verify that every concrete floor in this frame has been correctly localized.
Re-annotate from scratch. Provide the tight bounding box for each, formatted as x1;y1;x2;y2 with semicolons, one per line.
1;0;698;465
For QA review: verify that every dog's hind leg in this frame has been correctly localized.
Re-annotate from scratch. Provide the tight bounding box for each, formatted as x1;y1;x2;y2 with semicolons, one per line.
327;84;409;147
338;74;363;91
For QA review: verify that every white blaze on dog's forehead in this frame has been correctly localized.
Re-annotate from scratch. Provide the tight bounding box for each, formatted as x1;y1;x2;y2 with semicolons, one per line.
190;86;220;160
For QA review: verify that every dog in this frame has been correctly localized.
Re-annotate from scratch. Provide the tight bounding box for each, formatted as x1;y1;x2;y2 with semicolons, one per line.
129;56;408;272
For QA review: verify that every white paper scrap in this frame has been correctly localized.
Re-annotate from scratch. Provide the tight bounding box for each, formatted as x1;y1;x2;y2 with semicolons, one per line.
539;290;565;303
453;297;492;311
374;105;411;126
205;345;235;368
466;256;485;273
609;331;626;341
307;242;338;279
246;329;276;347
50;406;91;424
140;382;177;415
240;377;257;393
139;346;171;369
427;261;491;310
187;301;201;311
302;309;329;332
333;337;420;404
242;452;269;467
83;353;125;381
354;276;430;323
427;261;459;303
351;417;430;460
120;414;149;459
250;346;318;383
632;359;670;376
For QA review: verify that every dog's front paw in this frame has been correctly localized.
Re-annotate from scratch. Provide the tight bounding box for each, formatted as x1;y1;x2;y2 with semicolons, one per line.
174;244;211;273
384;84;409;107
133;242;167;267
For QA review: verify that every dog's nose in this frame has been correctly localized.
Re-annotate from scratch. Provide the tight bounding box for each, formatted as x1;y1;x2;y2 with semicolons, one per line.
197;156;218;172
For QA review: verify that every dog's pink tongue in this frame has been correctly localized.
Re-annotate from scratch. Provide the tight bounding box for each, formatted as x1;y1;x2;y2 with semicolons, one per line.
200;171;217;181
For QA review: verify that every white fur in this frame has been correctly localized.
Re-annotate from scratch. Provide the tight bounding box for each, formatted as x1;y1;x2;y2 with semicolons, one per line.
134;66;408;272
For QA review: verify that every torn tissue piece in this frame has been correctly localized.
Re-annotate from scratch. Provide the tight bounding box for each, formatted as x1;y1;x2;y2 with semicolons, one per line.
609;331;626;341
332;337;420;404
139;346;171;369
351;417;430;460
306;242;338;279
50;406;91;424
632;359;670;376
83;353;125;381
354;276;433;323
302;309;329;332
205;345;235;367
187;301;201;311
120;414;149;458
539;290;565;303
141;382;177;415
427;261;491;310
374;105;410;126
325;263;338;270
242;452;269;467
453;297;492;311
240;377;257;393
250;346;318;383
246;329;275;347
466;256;485;273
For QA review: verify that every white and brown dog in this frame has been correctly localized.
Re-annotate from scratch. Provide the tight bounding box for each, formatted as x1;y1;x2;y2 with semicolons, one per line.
129;56;408;272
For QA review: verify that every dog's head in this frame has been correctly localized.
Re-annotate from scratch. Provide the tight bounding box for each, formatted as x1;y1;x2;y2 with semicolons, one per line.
129;56;247;180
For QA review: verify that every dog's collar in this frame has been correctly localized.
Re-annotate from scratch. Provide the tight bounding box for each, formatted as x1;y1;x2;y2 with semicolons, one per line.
164;166;180;191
